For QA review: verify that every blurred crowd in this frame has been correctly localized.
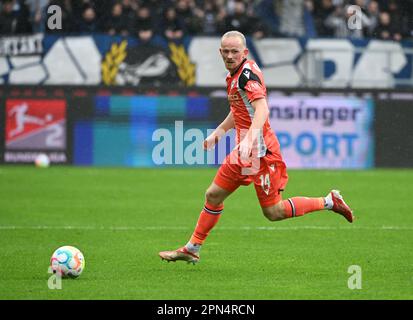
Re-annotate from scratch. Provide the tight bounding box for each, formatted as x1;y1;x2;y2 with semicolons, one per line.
0;0;412;41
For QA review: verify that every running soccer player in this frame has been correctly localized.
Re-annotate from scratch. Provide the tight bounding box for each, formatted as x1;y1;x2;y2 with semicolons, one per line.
159;31;354;264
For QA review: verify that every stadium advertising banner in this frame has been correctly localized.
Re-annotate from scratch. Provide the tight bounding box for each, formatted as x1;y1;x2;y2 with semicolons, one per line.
268;96;374;169
4;99;67;164
0;34;412;88
71;93;374;169
73;94;215;167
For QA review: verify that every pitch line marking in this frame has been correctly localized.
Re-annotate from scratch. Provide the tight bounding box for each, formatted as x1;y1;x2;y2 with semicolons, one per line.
0;225;412;231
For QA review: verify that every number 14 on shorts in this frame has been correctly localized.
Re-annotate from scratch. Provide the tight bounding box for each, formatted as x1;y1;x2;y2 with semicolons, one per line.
260;173;270;195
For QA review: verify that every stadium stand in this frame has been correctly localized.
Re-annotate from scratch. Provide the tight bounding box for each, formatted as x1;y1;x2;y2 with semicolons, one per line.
0;0;411;40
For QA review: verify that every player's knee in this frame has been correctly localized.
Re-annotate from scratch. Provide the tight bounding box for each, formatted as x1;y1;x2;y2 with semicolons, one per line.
262;203;285;221
205;188;221;205
261;207;278;221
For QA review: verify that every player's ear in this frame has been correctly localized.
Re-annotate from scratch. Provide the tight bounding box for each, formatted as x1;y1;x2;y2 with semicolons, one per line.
243;47;249;58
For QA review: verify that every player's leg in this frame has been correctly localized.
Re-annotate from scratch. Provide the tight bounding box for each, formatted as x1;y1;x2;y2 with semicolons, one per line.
187;182;232;248
158;182;234;264
260;191;355;222
261;197;326;221
255;160;354;222
262;190;354;222
159;157;242;264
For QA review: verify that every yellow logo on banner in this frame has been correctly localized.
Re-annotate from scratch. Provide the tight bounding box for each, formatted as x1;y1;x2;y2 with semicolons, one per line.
102;40;127;85
169;43;195;86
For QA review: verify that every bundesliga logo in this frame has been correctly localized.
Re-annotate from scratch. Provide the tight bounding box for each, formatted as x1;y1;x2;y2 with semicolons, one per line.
5;99;66;150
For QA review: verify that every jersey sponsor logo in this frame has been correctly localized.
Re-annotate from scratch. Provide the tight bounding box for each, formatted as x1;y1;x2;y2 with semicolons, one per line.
245;81;260;92
228;93;241;102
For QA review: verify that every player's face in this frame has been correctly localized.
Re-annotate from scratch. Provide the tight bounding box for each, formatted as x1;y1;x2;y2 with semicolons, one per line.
219;36;248;73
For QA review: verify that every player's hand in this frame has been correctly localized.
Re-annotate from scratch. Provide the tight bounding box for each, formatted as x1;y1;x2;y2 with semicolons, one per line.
237;138;252;162
203;134;219;151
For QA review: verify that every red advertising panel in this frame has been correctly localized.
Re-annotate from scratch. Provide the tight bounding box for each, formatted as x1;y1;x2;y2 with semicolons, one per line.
4;99;67;163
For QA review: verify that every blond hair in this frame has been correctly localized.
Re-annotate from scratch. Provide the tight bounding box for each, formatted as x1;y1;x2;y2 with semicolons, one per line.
221;30;247;48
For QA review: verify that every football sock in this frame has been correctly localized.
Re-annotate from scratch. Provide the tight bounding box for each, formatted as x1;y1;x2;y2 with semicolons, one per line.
185;242;201;254
324;194;333;209
283;197;325;218
188;202;223;247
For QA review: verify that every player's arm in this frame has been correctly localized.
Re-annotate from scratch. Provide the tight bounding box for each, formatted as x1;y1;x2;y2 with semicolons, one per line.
203;111;234;150
238;98;269;160
250;97;269;135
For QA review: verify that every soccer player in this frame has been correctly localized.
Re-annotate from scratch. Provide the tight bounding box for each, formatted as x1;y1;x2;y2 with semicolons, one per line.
159;31;354;264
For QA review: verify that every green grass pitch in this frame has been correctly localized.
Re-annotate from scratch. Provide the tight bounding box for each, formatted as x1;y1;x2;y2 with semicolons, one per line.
0;166;412;300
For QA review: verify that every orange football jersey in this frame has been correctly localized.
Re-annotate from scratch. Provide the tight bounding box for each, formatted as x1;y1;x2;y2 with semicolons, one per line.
226;58;282;161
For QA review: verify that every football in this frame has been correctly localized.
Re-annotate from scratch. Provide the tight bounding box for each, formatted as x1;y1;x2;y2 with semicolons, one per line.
50;246;85;278
34;153;50;168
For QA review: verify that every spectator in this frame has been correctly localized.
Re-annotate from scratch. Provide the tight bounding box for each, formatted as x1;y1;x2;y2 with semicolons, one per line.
404;0;413;38
76;5;99;33
255;0;279;36
121;0;137;18
322;1;377;39
279;0;305;37
137;28;154;44
0;0;412;40
324;5;352;38
364;0;380;37
175;0;203;35
246;2;271;39
121;0;138;31
313;0;336;36
387;0;405;37
201;0;226;35
71;0;94;16
221;0;250;35
0;0;32;34
141;0;170;26
354;0;379;36
131;6;154;36
16;0;33;33
160;7;185;41
26;0;49;33
201;0;216;35
0;0;19;34
373;11;402;41
104;2;129;36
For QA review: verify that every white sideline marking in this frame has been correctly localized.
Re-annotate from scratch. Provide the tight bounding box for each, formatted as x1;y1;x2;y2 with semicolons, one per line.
0;225;412;231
